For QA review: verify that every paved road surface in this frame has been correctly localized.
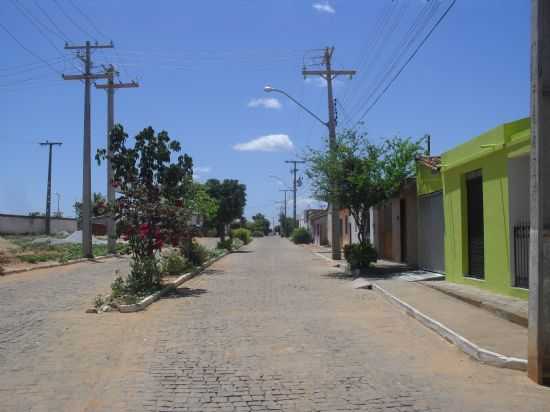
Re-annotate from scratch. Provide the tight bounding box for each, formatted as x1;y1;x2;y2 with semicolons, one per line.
1;237;549;411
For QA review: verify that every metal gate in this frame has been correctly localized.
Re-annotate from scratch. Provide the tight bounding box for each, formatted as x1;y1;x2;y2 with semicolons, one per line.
418;191;445;273
466;172;484;279
513;223;530;289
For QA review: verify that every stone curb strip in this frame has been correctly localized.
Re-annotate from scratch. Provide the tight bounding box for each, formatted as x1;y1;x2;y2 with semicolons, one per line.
117;250;231;313
2;254;121;276
373;283;527;371
419;281;528;327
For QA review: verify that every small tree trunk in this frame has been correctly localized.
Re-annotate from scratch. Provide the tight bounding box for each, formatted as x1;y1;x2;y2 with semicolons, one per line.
219;224;225;242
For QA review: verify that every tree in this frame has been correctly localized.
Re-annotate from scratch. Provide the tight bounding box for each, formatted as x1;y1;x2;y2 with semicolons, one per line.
96;124;197;293
279;213;295;238
249;213;270;235
204;179;247;241
73;192;107;223
306;129;423;247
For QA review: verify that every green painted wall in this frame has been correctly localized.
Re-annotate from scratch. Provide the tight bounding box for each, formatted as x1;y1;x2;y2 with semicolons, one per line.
416;163;442;196
441;118;530;300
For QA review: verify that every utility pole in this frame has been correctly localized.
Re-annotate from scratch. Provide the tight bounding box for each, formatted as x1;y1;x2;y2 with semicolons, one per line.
95;64;139;254
55;193;61;217
529;0;550;385
39;141;62;235
285;160;306;225
63;41;113;258
303;47;355;260
279;189;292;219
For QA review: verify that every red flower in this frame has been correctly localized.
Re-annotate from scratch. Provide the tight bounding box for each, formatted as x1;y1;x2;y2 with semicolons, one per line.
139;223;150;237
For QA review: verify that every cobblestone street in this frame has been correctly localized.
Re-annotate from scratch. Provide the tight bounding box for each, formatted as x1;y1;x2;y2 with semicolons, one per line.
1;237;550;411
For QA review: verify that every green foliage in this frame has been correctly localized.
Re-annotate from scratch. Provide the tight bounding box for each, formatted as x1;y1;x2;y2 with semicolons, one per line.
290;227;312;244
204;179;247;240
231;238;244;249
162;250;189;275
231;228;251;245
217;239;234;251
343;243;378;270
306;129;423;246
110;275;126;299
249;213;270;235
74;192;108;224
279;214;295;237
95;124;198;293
94;294;105;309
185;241;209;266
251;230;264;238
15;242;126;265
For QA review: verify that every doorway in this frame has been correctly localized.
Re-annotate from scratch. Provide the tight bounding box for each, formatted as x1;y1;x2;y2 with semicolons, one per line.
466;170;484;279
400;198;407;262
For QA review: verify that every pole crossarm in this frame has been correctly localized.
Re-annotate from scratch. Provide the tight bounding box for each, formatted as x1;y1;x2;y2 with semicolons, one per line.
95;81;139;90
302;69;356;79
64;42;114;50
63;73;110;81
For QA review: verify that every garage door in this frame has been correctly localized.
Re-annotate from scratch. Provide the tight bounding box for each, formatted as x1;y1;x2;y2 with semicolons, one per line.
418;191;445;273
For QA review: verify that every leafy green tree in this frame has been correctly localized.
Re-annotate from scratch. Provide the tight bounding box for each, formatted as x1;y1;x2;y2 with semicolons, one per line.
96;124;196;294
278;214;295;238
249;213;271;235
204;179;247;241
306;129;423;247
73;192;108;223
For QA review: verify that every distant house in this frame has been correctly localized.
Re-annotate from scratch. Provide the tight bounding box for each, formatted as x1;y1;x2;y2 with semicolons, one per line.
370;179;418;267
307;209;328;246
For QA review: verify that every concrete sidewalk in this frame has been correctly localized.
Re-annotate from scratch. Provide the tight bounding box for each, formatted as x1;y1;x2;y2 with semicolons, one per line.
374;279;527;360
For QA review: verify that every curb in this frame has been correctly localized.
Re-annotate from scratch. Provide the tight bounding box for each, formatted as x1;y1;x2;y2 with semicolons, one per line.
2;254;122;276
419;281;528;328
117;249;231;313
373;283;527;371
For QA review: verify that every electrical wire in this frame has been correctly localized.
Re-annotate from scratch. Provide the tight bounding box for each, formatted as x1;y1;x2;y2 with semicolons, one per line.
352;0;457;126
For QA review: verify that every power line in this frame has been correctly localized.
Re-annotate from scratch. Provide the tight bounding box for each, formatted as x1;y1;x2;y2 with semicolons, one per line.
0;21;63;75
352;0;457;126
51;0;96;39
32;0;71;41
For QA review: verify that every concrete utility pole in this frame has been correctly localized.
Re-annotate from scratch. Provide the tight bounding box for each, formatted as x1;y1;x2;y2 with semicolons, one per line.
529;0;550;385
279;189;292;219
285;160;306;225
55;193;61;216
63;41;113;258
39;141;62;235
95;64;139;254
303;47;355;260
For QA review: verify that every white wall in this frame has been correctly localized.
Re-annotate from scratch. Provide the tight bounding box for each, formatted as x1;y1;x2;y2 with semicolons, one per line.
0;214;77;235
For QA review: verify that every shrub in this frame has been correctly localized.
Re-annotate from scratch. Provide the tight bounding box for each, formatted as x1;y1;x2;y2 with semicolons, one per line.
232;238;244;249
110;275;126;298
290;227;312;244
162;251;189;275
186;241;209;266
217;239;233;251
231;228;251;245
252;230;264;238
343;243;377;271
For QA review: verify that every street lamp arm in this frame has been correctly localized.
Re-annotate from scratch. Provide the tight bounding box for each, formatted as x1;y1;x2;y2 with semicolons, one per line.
265;86;328;128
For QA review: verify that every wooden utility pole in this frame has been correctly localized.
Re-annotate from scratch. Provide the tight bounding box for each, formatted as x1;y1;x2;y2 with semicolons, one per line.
303;47;355;260
285;160;306;226
63;41;113;257
95;65;139;254
39;141;62;235
279;189;292;219
529;0;550;385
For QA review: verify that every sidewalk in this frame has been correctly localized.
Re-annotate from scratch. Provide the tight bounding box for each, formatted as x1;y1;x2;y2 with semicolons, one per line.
374;279;527;361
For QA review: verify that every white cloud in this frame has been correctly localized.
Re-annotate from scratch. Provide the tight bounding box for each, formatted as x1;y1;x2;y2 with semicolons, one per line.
247;97;282;110
233;134;294;152
194;166;211;174
312;1;335;14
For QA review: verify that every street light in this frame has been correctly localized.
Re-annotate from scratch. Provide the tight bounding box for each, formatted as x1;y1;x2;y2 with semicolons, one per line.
264;85;327;128
264;84;342;260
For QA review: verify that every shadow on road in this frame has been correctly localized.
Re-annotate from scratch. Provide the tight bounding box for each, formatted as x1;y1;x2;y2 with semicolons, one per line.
162;287;208;299
230;250;254;254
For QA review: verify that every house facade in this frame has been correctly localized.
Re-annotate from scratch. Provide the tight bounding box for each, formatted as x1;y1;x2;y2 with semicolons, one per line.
370;180;418;266
440;118;532;300
307;209;328;246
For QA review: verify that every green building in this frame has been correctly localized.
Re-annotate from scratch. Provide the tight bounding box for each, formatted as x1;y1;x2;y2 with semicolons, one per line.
417;118;531;299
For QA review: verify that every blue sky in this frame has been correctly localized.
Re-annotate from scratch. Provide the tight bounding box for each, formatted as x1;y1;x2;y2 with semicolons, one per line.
0;0;530;222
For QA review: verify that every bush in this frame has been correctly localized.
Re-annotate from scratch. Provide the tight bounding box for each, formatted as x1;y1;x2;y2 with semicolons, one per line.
162;251;189;275
185;241;209;266
232;238;244;249
252;230;264;238
343;243;377;271
290;227;312;244
231;228;252;245
217;239;233;251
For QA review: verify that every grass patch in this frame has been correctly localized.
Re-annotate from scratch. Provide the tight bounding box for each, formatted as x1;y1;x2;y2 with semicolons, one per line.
14;242;129;265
